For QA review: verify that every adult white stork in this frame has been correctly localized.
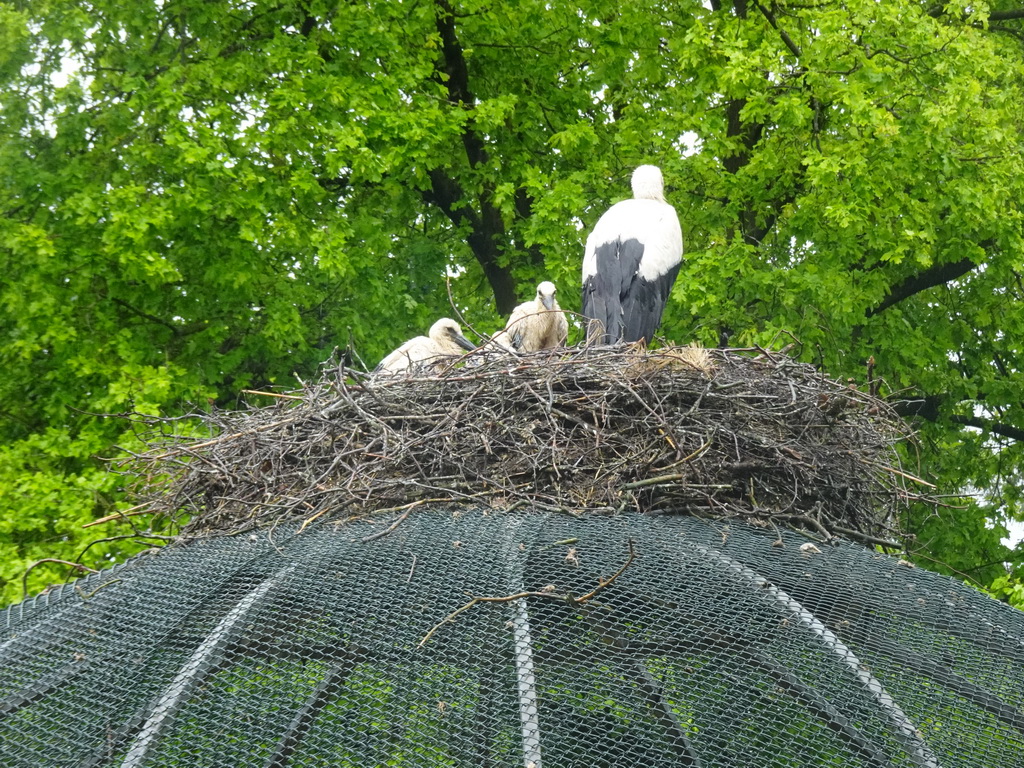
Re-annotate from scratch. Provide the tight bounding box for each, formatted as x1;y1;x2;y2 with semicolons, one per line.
582;165;683;345
489;281;569;352
374;317;476;376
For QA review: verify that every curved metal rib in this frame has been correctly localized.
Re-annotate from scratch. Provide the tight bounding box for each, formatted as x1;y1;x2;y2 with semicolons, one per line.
119;563;298;768
263;656;355;768
689;543;940;768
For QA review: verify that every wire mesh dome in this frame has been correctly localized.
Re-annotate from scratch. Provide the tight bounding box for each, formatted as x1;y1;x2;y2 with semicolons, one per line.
3;348;1023;767
3;512;1024;767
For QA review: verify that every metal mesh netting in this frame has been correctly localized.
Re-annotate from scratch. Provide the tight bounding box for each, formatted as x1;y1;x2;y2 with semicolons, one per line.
3;510;1023;767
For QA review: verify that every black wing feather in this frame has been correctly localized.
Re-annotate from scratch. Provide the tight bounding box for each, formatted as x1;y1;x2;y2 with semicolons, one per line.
582;238;645;344
622;262;682;345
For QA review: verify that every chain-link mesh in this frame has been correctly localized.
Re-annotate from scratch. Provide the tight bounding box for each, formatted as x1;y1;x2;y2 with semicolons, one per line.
2;510;1022;767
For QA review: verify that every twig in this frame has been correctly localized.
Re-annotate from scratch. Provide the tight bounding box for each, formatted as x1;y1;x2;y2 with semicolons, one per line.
82;502;154;528
573;538;636;601
23;559;99;598
242;389;305;400
360;505;419;542
872;463;936;488
444;273;486;343
656;438;713;470
75;578;122;600
74;533;173;564
538;537;580;550
773;513;836;541
833;526;904;550
357;491;503;542
419;539;636;647
147;416;302;459
297;506;332;533
621;474;731;490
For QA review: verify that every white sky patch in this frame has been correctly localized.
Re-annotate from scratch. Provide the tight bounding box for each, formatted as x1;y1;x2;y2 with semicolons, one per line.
51;44;85;89
955;413;1023;549
675;131;702;158
1004;520;1024;548
18;39;90;137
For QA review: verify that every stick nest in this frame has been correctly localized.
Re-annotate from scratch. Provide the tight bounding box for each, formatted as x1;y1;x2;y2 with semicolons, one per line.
127;346;919;546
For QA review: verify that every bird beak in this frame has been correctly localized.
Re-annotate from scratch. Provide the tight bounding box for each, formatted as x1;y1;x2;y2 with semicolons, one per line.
453;332;476;352
541;295;555;311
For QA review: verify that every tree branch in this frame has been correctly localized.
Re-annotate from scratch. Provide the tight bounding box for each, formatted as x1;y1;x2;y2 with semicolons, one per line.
428;0;518;313
111;297;183;335
752;0;802;58
435;0;488;167
513;186;544;269
425;168;480;230
991;9;1024;20
950;415;1024;443
866;256;977;316
892;395;943;421
893;395;1024;442
721;0;808;249
722;95;769;247
22;559;99;598
316;173;350;193
928;4;1024;21
424;169;517;313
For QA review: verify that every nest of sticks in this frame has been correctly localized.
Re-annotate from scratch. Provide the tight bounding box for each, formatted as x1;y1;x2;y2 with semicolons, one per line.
123;345;921;547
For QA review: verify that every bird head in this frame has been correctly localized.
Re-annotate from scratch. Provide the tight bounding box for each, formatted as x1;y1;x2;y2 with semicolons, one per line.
536;281;557;311
431;318;476;352
631;165;665;202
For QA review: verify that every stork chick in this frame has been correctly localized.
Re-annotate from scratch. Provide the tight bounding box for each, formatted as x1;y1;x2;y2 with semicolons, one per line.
374;318;476;376
490;281;568;352
582;165;683;346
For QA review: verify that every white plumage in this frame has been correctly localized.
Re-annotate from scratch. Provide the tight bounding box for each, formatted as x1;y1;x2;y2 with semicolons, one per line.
582;165;683;345
489;281;568;352
374;318;476;376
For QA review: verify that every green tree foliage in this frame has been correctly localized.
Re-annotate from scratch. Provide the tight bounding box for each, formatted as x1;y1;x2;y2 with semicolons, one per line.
2;0;1023;604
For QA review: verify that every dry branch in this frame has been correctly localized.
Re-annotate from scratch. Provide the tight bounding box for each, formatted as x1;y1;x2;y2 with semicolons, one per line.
419;539;637;647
